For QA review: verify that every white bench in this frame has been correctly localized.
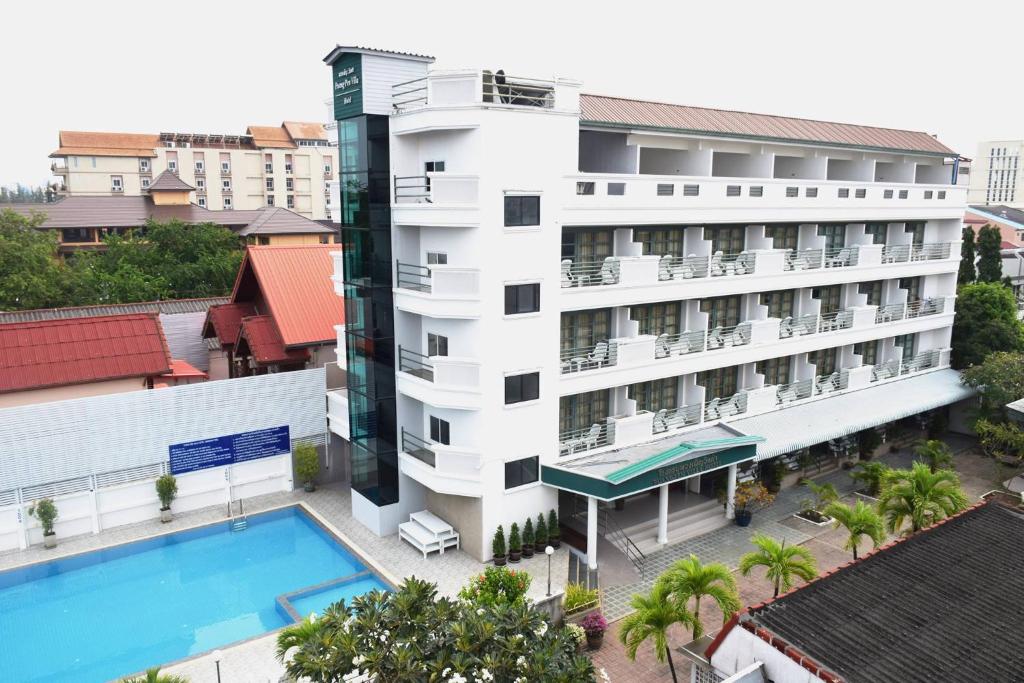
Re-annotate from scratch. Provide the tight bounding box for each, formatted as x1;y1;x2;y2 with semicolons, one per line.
399;511;460;559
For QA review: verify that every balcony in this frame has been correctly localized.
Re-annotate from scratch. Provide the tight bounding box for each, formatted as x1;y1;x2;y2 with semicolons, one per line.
398;428;484;497
396;346;482;410
392;70;570;113
559;242;958;311
557;347;952;457
326;389;349;440
393;261;482;318
559;296;955;394
563;175;967;225
392;173;480;227
50;162;68;176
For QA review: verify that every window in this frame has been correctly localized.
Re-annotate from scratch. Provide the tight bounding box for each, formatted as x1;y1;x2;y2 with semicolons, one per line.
854;340;879;366
756;356;792;386
221;160;231;173
504;195;540;227
223;196;233;209
785;186;799;197
813;285;842;314
657;183;674;196
258;236;270;245
760;290;795;319
424;161;444;190
855;188;867;199
894;333;915;362
628;377;678;413
167;159;178;173
267;195;275;206
561;309;611;353
427;333;448;357
696;366;739;400
504;283;540;314
938;190;946;199
197;196;206;208
140;176;151;189
817;224;845;251
429;416;450;445
560;390;609;433
110;176;123;192
765;224;799;251
706;226;745;254
749;186;763;197
683;184;700;196
323;163;331;175
139;159;150;172
562;228;613;261
285;155;293;173
838;188;850;198
196;177;206;190
900;277;921;302
905;221;925;246
805;187;818;198
864;222;887;245
286;195;295;209
222;178;232;192
808;347;838;375
426;252;447;265
264;155;273;174
576;182;595;195
195;160;205;173
700;295;741;328
884;189;894;199
726;185;741;197
266;178;274;191
634;227;686;257
898;189;909;199
504;456;539;489
859;281;883;306
505;372;540;405
286;178;294;191
630;301;680;336
608;182;626;195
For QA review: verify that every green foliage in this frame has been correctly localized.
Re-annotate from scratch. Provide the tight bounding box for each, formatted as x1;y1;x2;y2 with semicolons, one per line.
738;534;818;598
976;225;1004;283
548;509;559;538
0;209;73;310
958;226;976;285
654;554;740;639
118;667;189;683
877;461;969;534
563;582;600;613
565;623;586;648
851;461;890;497
961;351;1024;421
976;419;1024;462
276;576;593;682
618;583;693;683
509;522;521;552
28;498;58;536
293;443;320;486
857;428;883;460
458;566;532;608
535;513;548;544
822;500;885;560
492;525;506;558
523;517;535;546
914;439;954;473
0;183;59;204
801;480;839;512
951;283;1024;369
733;481;775;512
155;474;178;511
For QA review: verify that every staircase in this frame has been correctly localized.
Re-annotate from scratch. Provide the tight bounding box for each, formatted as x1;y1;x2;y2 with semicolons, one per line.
228;498;248;532
569;497;647;580
618;498;728;556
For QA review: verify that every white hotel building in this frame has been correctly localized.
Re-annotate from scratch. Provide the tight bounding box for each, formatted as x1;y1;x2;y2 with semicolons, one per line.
324;47;973;572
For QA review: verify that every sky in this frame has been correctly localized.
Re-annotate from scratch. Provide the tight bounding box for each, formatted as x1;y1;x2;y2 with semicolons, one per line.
2;0;1021;188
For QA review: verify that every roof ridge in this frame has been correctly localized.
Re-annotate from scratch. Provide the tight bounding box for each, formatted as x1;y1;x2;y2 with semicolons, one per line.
0;311;160;330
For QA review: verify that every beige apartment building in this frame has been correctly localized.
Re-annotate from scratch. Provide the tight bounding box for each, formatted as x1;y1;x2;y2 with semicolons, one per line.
49;122;338;220
968;140;1023;208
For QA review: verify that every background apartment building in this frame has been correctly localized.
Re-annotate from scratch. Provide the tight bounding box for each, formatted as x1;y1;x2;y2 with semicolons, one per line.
968;140;1023;207
50;122;338;220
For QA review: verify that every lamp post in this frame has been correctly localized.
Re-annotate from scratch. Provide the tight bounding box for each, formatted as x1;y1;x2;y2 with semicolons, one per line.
212;649;223;683
545;545;554;597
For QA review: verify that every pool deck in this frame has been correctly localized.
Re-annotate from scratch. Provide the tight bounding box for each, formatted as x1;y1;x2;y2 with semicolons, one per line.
0;483;569;683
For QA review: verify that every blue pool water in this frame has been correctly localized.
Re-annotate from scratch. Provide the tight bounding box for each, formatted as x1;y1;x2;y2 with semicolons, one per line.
0;506;389;683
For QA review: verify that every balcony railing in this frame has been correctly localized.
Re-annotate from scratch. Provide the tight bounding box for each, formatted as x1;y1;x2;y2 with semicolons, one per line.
776;378;814;405
396;261;432;292
398;346;433;381
784;249;823;271
704;392;749;420
401;429;436;468
658;255;710;280
558;422;614;456
655;329;706;357
652;403;702;433
561;257;620;287
823;246;859;268
710;251;756;277
392;71;556;112
870;349;941;382
707;323;752;350
875;298;945;324
561;341;618;374
393;173;479;204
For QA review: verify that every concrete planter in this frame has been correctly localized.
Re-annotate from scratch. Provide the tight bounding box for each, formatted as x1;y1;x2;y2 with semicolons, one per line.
160;508;173;523
793;511;833;527
42;533;57;549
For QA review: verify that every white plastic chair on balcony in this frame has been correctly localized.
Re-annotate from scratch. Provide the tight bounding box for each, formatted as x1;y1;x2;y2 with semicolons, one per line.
710;251;726;277
587;341;610;368
732;324;751;346
835;311;853;329
779;316;795;338
600;257;619;285
826;248;852;268
655;333;671;359
872;363;895;381
734;251;752;275
653;409;669;433
777;385;799;405
707;326;725;349
705;398;721;420
674;256;697;280
719;395;741;418
816;373;839;394
561;259;575;288
658;255;673;281
565;424;604;454
786;249;809;271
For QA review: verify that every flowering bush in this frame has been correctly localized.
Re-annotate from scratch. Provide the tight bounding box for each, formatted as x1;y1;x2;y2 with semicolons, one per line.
565;623;586;648
579;611;608;636
734;481;776;513
458;566;532;608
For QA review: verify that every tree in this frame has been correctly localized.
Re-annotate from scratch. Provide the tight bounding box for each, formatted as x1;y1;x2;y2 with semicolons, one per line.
738;534;818;598
851;461;890;497
914;439;954;473
822;500;885;560
118;667;188;683
654;554;740;639
876;461;969;535
801;480;839;512
958;226;976;285
975;419;1024;463
0;209;77;310
961;351;1024;422
976;224;1004;283
276;577;593;682
950;282;1024;369
618;583;695;683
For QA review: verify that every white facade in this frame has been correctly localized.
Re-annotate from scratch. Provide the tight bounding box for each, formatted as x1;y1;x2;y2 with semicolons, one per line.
968;139;1023;207
331;64;965;563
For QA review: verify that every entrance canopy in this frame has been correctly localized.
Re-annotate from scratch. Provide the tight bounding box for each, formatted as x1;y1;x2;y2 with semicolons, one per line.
542;424;763;501
730;368;974;460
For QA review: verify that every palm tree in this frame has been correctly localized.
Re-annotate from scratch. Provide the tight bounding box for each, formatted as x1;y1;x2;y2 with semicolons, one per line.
914;439;954;473
738;534;818;598
850;461;889;497
802;480;839;512
822;500;885;560
654;554;740;639
876;461;969;534
618;583;696;682
119;668;189;683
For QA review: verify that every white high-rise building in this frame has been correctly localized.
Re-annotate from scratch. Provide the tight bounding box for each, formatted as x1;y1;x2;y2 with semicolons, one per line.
325;47;972;572
968;140;1023;208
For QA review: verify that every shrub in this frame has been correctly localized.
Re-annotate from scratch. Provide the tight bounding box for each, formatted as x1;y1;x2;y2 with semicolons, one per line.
28;498;57;536
851;461;890;497
458;566;532;607
155;474;178;511
977;419;1024;462
293;442;319;488
523;517;535;547
492;525;506;558
734;482;775;513
563;582;600;613
535;513;548;545
580;611;608;636
548;509;560;538
509;522;521;552
565;623;586;648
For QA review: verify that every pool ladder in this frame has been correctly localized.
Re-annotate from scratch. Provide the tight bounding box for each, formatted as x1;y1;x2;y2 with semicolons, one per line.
228;498;248;532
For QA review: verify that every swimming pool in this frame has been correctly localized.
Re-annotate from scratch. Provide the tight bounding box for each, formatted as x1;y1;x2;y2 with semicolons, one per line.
0;506;389;682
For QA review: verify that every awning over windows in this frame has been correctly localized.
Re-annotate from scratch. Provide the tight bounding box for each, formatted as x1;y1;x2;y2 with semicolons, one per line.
729;369;974;460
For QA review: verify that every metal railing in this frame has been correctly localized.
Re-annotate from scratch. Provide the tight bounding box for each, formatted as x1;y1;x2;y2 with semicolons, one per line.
392;77;428;110
813;371;848;395
709;251;756;277
401;428;436;467
901;349;941;375
560;341;618;374
776;378;814;405
779;313;821;338
870;359;901;382
658;254;710;280
706;323;752;350
396;260;432;292
784;248;824;271
911;243;952;261
819;310;854;332
823;246;859;268
655;329;706;358
652;403;702;433
560;257;620;287
398;346;434;381
876;298;945;323
482;73;555;108
569;496;646;580
394;175;430;202
558;422;613;456
704;392;748;421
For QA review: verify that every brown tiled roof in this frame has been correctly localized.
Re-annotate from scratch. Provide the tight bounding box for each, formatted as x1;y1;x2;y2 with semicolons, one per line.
282;121;328;141
235;207;335;236
580;94;956;156
247;125;296;149
202;302;257;346
147;170;194;192
51;130;160;158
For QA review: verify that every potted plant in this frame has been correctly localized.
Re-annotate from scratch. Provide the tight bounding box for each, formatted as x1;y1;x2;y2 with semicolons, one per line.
535;513;548;551
508;523;522;563
563;582;600;616
580;611;608;650
294;442;320;492
492;525;507;566
565;623;586;652
733;481;775;527
155;474;178;523
28;498;58;549
547;509;561;548
522;518;535;558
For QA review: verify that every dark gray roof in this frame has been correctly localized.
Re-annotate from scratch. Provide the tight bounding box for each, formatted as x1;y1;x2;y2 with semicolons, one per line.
742;503;1024;683
147;170;194;192
323;45;435;65
969;205;1024;225
0;297;229;323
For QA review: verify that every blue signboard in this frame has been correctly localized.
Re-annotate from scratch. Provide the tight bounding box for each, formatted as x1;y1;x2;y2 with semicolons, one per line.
169;425;291;475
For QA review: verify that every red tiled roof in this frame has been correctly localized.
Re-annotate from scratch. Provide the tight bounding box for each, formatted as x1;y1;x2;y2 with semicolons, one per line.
232;244;343;347
0;313;172;394
580;94;957;155
161;359;208;379
51;130;161;158
202;302;257;346
235;315;310;365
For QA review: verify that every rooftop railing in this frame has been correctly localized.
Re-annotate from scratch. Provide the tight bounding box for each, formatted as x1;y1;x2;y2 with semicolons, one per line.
392;71;556;112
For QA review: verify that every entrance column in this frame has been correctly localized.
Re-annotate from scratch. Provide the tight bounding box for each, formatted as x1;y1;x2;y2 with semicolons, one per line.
657;484;669;545
725;463;738;520
586;496;598;570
